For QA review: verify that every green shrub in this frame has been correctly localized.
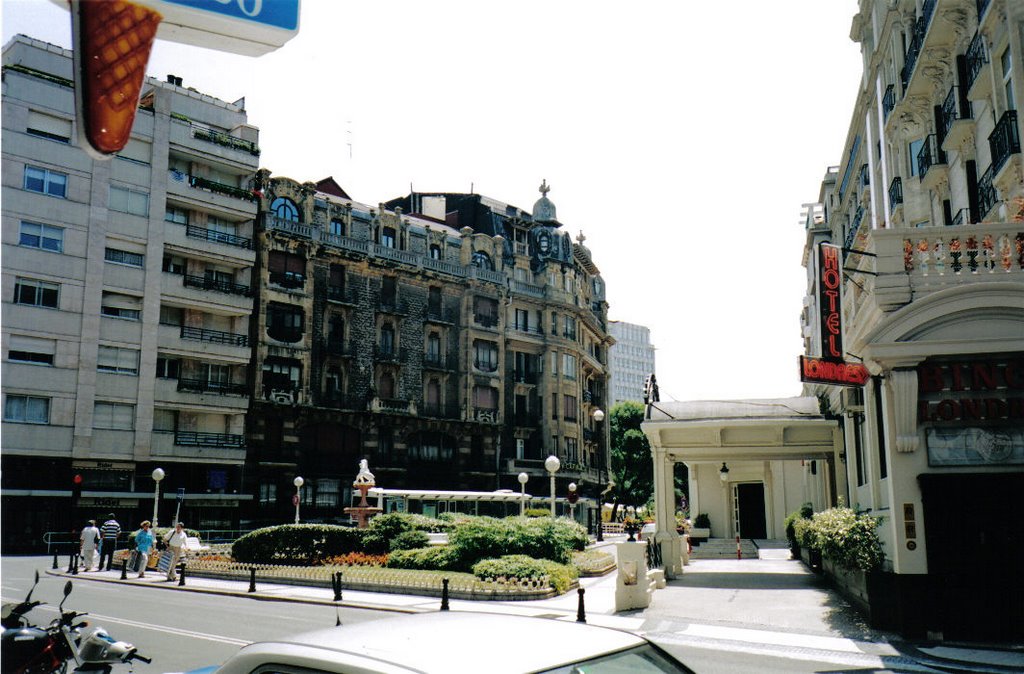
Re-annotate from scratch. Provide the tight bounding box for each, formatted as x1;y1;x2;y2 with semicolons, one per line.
571;549;615;575
390;530;430;551
446;516;587;566
361;513;419;554
524;508;552;518
385;545;462;571
795;507;885;571
472;555;578;593
693;513;710;529
784;502;814;548
231;524;363;564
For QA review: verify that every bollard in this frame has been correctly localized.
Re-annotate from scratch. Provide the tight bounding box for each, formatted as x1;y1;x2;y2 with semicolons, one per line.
440;578;450;611
177;563;186;587
120;558;128;580
736;535;741;560
72;555;79;575
67;554;76;574
332;571;343;602
52;551;59;570
576;587;587;623
248;567;257;593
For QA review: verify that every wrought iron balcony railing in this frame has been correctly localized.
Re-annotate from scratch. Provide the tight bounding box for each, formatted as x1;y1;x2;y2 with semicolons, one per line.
941;86;972;138
187;174;257;202
888;176;903;214
326;285;357;304
951;207;970;226
966;32;988;92
374;345;407;362
901;17;926;89
420;402;461;419
978;164;997;218
174;431;245;448
473;313;499;328
191;126;260;156
423;353;450;370
917;134;945;178
183;274;251;296
268;272;305;289
185;224;251;249
989;110;1020;175
882;84;896;121
425;307;456;323
177;378;248;396
179;325;248;347
267;326;303;343
325;338;355;357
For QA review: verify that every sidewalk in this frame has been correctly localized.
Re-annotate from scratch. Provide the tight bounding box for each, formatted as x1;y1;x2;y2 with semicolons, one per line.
56;543;1024;673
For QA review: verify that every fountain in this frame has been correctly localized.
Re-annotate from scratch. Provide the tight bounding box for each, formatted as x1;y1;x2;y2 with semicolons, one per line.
344;459;382;528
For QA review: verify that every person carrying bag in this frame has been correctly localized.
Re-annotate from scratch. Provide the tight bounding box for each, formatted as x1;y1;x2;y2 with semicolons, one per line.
162;522;188;581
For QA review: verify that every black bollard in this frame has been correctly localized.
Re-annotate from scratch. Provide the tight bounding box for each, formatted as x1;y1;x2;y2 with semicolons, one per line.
71;554;79;575
52;551;59;570
576;587;587;623
120;558;128;580
332;571;343;602
440;578;450;611
67;554;75;574
248;567;257;593
177;563;186;587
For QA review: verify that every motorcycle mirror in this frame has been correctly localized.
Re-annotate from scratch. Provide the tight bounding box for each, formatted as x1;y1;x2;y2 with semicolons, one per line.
58;580;73;612
25;570;40;603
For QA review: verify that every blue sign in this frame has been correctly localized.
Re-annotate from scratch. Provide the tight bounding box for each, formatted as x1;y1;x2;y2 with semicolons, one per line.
163;0;299;30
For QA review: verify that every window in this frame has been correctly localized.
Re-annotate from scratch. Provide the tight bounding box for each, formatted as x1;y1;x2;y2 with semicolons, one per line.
267;304;304;342
427;332;441;358
268;250;306;288
425;378;441;406
329;218;345;236
7;335;55;366
165;206;188;225
201;363;231;387
93;402;134;430
429;244;441;259
563;354;577;379
381;276;397;306
471;251;493;270
907;138;924;176
329;265;346;296
263;358;301;396
379;323;395;355
100;293;141;321
159;305;183;326
258;482;277;506
1002;47;1015;111
551;312;559;335
13;278;59;308
550;351;558;376
428;286;441;314
97;346;139;375
155;357;180;379
565;437;579;462
380;226;396;248
4;395;50;423
474;340;498;372
315;479;340;507
117;138;151;165
473;385;498;410
515;309;530;331
379;372;395;399
104;247;144;267
270;197;299;222
162;255;185;274
514;267;529;282
24;166;67;197
564;317;577;340
26;110;71;142
19;222;63;252
473;296;498;326
563;394;578;421
206;216;238;240
109;185;149;216
153;408;177;432
378;426;394;461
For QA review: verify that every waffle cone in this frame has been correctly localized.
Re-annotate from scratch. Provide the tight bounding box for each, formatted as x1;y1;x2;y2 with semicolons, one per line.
78;0;162;155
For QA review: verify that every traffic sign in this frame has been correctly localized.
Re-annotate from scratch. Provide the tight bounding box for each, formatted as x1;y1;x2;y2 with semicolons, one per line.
176;488;186;503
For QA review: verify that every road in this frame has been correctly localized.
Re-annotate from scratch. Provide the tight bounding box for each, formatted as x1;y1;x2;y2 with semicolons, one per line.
1;556;394;671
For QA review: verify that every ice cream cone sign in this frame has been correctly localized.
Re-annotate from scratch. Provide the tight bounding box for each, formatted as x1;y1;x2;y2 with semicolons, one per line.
51;0;300;159
353;459;375;507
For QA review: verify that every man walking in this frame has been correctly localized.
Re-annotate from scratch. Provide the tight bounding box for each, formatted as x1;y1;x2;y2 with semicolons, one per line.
134;521;155;578
79;520;100;571
99;513;121;571
163;522;188;581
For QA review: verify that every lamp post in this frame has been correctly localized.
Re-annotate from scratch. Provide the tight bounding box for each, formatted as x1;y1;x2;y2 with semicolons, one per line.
517;472;529;516
151;468;165;528
544;455;560;517
591;408;606;539
567;482;578;522
293;476;304;524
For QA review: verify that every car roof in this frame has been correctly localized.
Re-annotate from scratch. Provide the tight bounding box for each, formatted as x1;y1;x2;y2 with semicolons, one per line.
215;612;648;674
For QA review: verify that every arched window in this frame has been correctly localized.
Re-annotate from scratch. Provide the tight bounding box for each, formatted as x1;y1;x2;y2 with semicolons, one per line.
271;197;299;222
471;251;493;270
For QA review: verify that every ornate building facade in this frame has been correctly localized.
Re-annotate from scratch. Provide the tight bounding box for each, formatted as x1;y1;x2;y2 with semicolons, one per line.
245;177;613;526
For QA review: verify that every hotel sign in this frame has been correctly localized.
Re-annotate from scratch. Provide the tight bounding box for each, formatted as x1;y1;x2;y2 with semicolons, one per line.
818;243;844;361
800;356;869;387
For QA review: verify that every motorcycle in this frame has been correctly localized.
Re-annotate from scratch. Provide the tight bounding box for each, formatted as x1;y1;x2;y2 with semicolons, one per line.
1;571;151;674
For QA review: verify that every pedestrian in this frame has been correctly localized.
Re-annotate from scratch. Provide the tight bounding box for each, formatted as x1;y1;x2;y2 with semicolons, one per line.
162;522;188;581
99;513;121;571
134;520;155;578
79;520;100;571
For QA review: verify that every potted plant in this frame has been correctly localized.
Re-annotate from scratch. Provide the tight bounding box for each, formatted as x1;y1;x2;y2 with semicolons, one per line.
690;513;710;542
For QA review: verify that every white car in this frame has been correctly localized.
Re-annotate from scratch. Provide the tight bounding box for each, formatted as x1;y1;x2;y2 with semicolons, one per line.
195;612;693;674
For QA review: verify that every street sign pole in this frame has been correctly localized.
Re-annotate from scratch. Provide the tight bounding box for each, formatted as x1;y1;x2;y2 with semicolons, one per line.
174;488;185;526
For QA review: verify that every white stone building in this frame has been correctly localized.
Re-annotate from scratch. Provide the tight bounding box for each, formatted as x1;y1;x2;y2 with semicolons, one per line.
1;35;260;547
608;320;656;406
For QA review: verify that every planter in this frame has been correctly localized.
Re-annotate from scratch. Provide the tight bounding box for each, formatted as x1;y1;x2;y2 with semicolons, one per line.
799;546;822;573
688;527;710;543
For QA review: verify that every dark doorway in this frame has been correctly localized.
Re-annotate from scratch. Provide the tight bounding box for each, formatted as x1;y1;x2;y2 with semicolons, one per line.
736;482;767;539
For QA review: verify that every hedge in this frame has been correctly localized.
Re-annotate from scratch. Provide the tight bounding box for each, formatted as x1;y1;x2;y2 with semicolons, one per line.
447;516;587;565
231;524;363;564
472;555;578;593
386;545;462;571
794;506;885;571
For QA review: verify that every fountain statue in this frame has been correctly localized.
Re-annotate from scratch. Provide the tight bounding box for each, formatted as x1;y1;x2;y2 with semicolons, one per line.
344;458;382;528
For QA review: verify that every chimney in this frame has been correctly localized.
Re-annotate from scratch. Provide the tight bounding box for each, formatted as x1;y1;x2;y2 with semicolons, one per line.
167;75;183;86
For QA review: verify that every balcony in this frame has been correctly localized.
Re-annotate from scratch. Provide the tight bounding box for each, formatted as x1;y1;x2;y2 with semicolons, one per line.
425;307;456;324
373;397;412;414
374;345;406;362
858;163;870;189
917;134;947;191
989;110;1020;177
183;274;251;297
510;279;545;299
185;223;251;250
941;85;973;152
513;371;538;385
377;298;409;315
421;402;461;419
966;32;991;100
263;214;313;239
473;313;499;328
325;338;356;357
422;256;465;278
180;325;248;347
423;353;451;370
900;17;925;90
321;392;364;410
882;84;896;121
187;174;257;202
320;230;370;255
888;177;903;216
473;408;499;423
177;378;248;396
191;126;260;156
978;164;997;220
268;272;305;290
372;243;419;267
513;323;543;336
174;431;245;448
473;360;498;374
327;285;357;304
267;326;304;344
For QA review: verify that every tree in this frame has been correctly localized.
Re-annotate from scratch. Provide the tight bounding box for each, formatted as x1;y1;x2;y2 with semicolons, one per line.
608;402;653;520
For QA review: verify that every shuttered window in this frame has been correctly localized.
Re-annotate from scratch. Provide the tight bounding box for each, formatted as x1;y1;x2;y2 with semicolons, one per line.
27;110;71;142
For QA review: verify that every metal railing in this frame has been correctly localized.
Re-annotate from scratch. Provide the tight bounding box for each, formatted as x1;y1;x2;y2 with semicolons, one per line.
901;17;926;89
327;286;357;304
966;31;988;92
917;134;945;178
267;326;304;343
882;84;896;120
191;127;260;156
646;538;664;570
180;325;248;347
174;431;245;448
268;272;305;289
423;353;450;370
941;86;972;138
186;224;251;249
177;378;248;396
978;164;997;218
325;338;356;357
989;110;1020;175
184;274;251;296
373;345;406;362
188;175;257;202
473;313;499;328
420;402;461;419
888;176;903;214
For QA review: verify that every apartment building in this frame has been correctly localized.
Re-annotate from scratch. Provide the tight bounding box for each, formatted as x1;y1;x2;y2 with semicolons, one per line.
800;0;1024;640
1;36;259;550
245;178;613;526
608;320;656;406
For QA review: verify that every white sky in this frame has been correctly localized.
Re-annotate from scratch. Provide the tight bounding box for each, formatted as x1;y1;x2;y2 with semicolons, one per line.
2;0;862;403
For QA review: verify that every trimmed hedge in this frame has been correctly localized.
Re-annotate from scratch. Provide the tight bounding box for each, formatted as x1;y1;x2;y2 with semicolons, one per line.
795;506;885;571
447;516;587;565
390;530;430;551
386;545;462;571
232;524;363;564
472;555;578;593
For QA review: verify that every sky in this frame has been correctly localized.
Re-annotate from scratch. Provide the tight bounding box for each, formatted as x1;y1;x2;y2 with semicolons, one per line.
1;0;863;403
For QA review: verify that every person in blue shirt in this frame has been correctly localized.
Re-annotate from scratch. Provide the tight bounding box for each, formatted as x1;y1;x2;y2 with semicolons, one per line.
134;521;155;578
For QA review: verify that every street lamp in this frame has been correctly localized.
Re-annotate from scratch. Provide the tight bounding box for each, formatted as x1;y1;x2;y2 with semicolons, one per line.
567;482;578;521
293;476;304;524
517;472;529;516
719;462;730;483
151;468;165;527
544;455;560;517
592;408;605;422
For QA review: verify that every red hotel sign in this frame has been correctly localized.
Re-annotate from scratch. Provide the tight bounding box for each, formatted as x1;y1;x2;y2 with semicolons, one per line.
800;356;870;387
818;243;844;361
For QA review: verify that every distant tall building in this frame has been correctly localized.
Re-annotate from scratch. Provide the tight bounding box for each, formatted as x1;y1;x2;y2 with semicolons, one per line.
608;321;655;406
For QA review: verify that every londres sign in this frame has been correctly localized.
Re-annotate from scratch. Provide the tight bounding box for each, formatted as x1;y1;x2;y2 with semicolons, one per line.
800;356;870;387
